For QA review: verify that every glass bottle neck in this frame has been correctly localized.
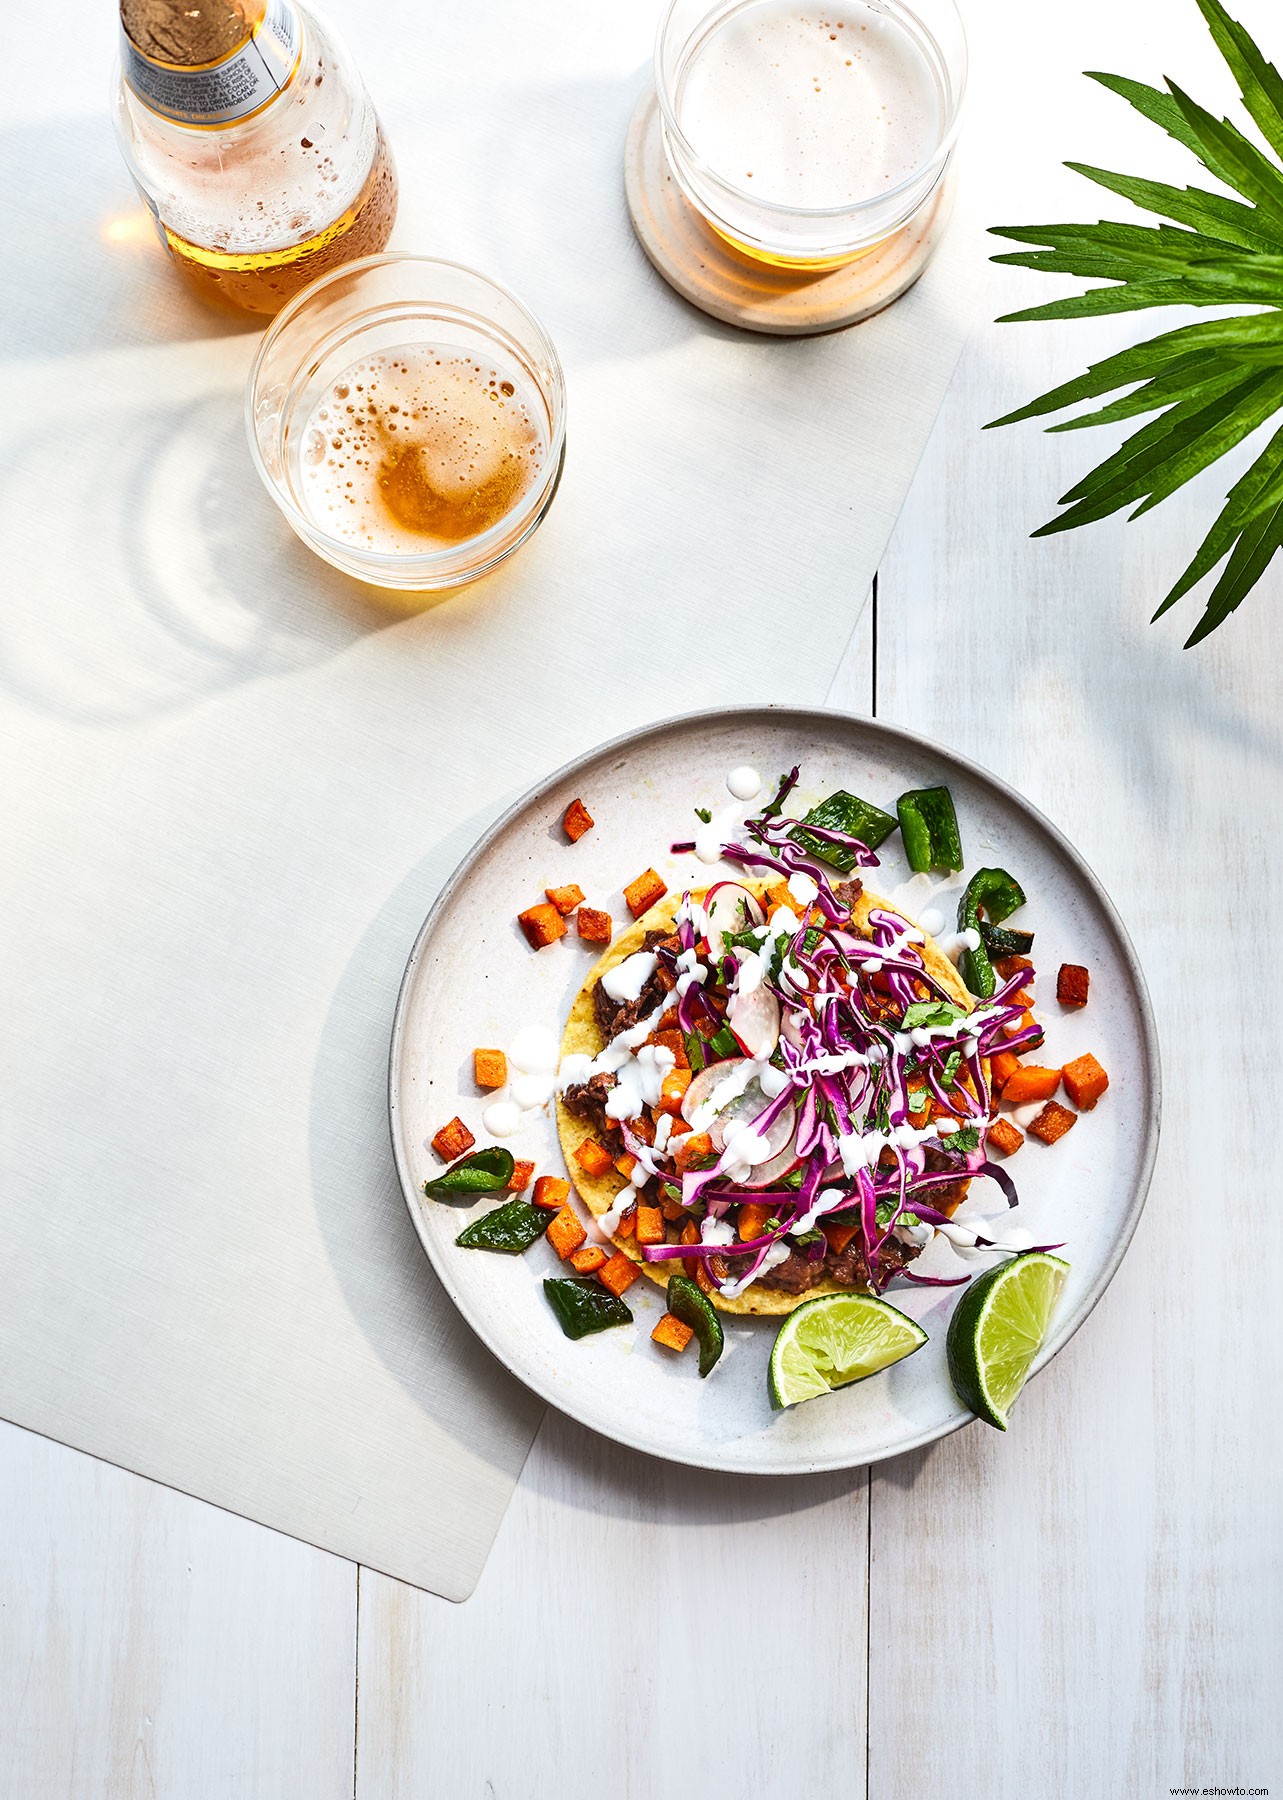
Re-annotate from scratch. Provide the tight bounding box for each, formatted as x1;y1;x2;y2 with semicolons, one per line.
121;0;302;129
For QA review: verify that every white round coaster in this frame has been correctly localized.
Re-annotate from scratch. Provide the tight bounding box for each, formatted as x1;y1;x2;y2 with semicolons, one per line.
623;81;953;337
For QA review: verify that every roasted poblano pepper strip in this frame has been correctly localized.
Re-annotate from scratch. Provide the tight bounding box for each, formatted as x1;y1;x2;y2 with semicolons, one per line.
424;1145;515;1201
791;790;897;870
979;920;1035;958
666;1272;725;1377
455;1198;549;1253
957;867;1027;998
543;1277;633;1339
895;785;964;872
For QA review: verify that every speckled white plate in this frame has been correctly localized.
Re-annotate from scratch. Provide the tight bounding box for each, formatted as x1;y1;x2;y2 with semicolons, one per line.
388;708;1160;1473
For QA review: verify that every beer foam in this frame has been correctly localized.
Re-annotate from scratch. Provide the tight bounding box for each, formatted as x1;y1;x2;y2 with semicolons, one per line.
675;0;945;209
294;347;546;556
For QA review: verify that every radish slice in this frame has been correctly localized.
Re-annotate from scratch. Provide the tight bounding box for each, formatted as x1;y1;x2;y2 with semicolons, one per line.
781;1009;808;1050
681;1056;748;1124
702;882;765;950
728;983;780;1059
742;1134;801;1189
710;1089;795;1156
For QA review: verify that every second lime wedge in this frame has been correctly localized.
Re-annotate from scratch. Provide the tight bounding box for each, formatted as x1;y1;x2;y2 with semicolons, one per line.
946;1251;1069;1430
768;1292;927;1411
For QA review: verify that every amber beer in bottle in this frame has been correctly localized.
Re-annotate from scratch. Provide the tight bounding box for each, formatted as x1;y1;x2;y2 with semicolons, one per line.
113;0;397;314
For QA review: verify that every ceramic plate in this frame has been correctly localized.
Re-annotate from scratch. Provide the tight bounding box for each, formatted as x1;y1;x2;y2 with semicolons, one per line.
388;707;1160;1473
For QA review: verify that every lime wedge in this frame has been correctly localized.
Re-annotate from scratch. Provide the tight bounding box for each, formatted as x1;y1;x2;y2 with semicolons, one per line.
768;1293;927;1411
946;1252;1069;1430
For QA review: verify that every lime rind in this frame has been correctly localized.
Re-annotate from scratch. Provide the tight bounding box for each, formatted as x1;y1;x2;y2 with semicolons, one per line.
946;1252;1069;1429
768;1293;928;1411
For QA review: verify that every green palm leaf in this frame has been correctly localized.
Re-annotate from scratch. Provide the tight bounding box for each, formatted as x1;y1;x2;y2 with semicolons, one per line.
992;0;1283;641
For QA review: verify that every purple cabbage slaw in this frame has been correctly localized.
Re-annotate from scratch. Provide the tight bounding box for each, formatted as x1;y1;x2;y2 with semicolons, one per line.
638;768;1037;1296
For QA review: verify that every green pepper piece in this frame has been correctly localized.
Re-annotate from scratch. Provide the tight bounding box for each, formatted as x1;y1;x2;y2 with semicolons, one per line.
665;1272;725;1377
455;1198;550;1254
791;790;897;871
543;1277;633;1340
957;867;1028;998
978;920;1035;958
423;1146;515;1202
895;785;964;873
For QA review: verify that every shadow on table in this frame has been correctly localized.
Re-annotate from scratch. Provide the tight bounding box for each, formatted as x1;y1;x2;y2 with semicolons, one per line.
307;801;547;1488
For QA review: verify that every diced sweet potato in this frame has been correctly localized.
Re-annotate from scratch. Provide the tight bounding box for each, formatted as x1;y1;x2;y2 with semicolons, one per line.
737;1203;771;1241
570;1244;608;1275
650;1028;689;1070
431;1116;475;1162
1056;963;1090;1008
624;868;668;919
473;1048;507;1089
1027;1101;1078;1145
614;1152;639;1181
1000;1065;1062;1104
995;955;1034;981
823;1221;859;1254
598;1250;641;1296
659;1197;687;1222
1010;987;1035;1011
518;902;567;949
680;1218;700;1277
615;1209;637;1239
563;798;595;841
547;1204;588;1260
508;1159;536;1193
545;883;585;916
990;1050;1022;1093
576;907;612;944
1004;1008;1044;1048
532;1175;571;1210
635;1204;664;1246
574;1137;615;1178
674;1131;714;1174
987;1117;1024;1157
658;1068;692;1115
1062;1052;1109;1111
694;1259;718;1299
651;1312;694;1353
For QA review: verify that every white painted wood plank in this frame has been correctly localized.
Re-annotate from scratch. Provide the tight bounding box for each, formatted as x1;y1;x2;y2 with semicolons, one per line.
824;584;876;715
0;1422;356;1800
355;1410;868;1800
867;0;1283;1792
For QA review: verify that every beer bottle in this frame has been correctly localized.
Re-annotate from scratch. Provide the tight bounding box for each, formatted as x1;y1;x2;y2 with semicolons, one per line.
113;0;398;315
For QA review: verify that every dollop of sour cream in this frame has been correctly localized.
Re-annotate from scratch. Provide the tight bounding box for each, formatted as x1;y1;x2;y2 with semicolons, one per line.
726;765;762;801
601;951;657;1004
482;1100;522;1136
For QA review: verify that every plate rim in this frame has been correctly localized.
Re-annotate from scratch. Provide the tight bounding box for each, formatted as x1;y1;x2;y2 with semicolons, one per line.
387;703;1162;1474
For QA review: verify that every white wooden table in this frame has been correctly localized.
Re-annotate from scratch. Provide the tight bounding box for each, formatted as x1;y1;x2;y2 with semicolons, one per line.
4;1;1282;1794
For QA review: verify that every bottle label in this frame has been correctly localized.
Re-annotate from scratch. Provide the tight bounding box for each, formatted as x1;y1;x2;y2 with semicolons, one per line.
122;0;302;128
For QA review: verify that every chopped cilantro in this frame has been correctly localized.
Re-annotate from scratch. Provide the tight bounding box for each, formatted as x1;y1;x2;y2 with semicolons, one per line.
940;1049;964;1089
694;806;713;824
900;1000;964;1032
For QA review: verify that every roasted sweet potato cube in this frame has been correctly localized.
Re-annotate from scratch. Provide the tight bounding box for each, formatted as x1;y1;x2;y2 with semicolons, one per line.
431;1116;475;1162
1027;1101;1078;1145
737;1203;771;1241
1057;963;1091;1008
473;1048;507;1089
576;907;612;944
680;1218;700;1277
659;1197;688;1223
570;1244;608;1275
598;1250;641;1295
657;1068;692;1116
651;1312;694;1353
508;1159;536;1193
545;883;585;916
546;1204;588;1260
674;1130;714;1174
518;902;567;949
532;1175;571;1209
650;1028;689;1069
614;1152;639;1181
573;1137;615;1178
994;955;1034;981
694;1258;718;1299
563;797;594;842
1000;1065;1062;1104
990;1050;1022;1093
822;1222;859;1254
614;1208;637;1239
1004;1008;1044;1048
634;1204;665;1246
624;868;668;919
1062;1052;1109;1110
987;1117;1024;1157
